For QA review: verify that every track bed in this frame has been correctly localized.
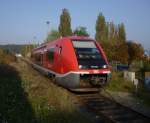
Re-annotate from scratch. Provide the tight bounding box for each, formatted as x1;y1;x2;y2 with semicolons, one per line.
74;93;150;123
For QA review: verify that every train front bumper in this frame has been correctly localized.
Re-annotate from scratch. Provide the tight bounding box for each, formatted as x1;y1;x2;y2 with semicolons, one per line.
55;69;111;89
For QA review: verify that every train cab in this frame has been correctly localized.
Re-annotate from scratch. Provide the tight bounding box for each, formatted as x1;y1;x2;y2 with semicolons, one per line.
31;36;111;91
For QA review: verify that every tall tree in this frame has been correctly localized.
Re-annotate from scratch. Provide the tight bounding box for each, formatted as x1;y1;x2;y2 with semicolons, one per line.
59;8;72;36
95;13;107;43
73;26;89;36
108;22;118;42
118;23;126;42
95;13;129;63
115;23;128;63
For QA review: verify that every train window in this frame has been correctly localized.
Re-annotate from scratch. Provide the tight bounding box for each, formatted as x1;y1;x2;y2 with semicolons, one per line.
72;40;102;60
76;48;102;60
59;46;62;54
47;48;54;62
72;40;106;69
72;40;96;48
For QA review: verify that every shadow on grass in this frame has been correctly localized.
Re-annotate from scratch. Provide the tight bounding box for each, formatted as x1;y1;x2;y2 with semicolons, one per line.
0;64;36;123
0;64;91;123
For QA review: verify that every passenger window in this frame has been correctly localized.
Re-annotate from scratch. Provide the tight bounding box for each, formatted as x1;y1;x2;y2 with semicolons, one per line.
47;48;54;62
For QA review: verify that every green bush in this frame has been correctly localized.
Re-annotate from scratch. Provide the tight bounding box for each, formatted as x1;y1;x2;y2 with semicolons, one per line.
105;71;135;92
143;61;150;71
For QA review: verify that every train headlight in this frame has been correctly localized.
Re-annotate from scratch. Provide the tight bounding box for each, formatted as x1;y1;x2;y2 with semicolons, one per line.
102;65;107;69
79;65;88;69
79;65;82;69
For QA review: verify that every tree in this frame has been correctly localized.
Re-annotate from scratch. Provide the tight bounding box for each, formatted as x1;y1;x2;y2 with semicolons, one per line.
95;13;129;63
21;44;34;57
116;23;128;63
108;22;118;43
127;41;144;64
73;26;89;36
95;13;107;43
59;8;72;36
46;29;61;42
0;48;16;64
114;41;129;63
118;23;126;42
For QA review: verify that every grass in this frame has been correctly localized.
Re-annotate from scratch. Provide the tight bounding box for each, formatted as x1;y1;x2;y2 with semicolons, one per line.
105;71;150;107
105;71;135;92
0;59;93;123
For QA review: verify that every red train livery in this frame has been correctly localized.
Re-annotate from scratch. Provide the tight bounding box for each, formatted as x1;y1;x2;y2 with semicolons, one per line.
31;36;111;91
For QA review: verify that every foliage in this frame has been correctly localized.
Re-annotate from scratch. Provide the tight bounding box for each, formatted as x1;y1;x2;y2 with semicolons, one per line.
0;44;25;53
105;71;150;107
59;8;72;36
105;71;135;92
118;23;126;41
127;41;144;64
0;44;36;57
46;29;61;42
95;13;129;63
0;49;16;64
95;13;107;43
143;60;150;71
21;44;34;57
114;40;129;64
73;26;89;36
0;60;93;123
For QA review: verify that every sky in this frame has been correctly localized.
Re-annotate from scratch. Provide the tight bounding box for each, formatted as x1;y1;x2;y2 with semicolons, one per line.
0;0;150;50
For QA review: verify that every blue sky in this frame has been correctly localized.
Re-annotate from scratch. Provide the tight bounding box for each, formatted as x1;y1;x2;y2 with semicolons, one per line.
0;0;150;49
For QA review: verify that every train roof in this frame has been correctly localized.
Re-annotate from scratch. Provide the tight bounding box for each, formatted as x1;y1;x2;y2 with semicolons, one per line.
63;36;94;40
32;36;95;52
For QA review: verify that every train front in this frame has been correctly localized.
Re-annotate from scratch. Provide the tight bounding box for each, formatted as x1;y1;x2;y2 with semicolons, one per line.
55;38;111;91
71;39;111;90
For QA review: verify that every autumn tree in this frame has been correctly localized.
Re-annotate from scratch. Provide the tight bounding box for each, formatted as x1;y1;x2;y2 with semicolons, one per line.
108;22;118;43
95;13;111;61
59;8;72;36
95;13;107;43
118;23;126;41
73;26;89;36
95;12;129;63
115;23;129;63
107;22;118;61
127;41;144;64
114;42;129;64
0;48;16;64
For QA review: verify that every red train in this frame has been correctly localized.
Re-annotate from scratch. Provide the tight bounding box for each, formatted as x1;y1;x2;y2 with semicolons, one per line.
31;36;111;91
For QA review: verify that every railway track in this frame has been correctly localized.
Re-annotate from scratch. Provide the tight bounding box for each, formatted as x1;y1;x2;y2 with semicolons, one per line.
74;92;150;123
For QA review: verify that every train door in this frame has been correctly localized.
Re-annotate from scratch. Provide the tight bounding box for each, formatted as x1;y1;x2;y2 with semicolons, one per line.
42;51;47;67
59;46;63;73
47;48;55;70
55;46;62;73
41;53;43;66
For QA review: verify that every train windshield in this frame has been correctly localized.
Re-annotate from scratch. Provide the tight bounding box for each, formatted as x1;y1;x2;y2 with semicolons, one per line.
72;40;107;69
